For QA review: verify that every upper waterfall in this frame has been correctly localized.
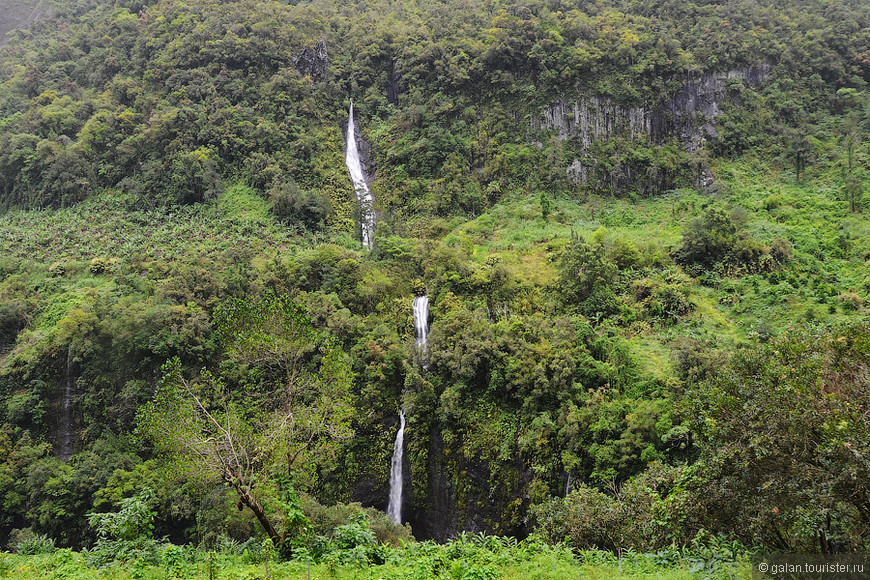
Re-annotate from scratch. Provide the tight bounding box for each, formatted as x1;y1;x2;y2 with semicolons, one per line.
345;100;375;250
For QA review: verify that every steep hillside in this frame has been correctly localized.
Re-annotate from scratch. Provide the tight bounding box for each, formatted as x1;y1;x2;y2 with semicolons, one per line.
0;0;869;558
0;0;49;45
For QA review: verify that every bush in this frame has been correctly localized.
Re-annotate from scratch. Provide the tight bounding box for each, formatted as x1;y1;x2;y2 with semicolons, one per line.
164;148;223;205
650;284;694;322
48;261;66;277
683;323;870;550
674;207;736;267
610;237;640;269
0;299;29;344
582;286;620;320
87;488;159;565
770;237;793;261
301;496;413;547
531;477;668;552
268;179;331;229
730;232;769;270
839;290;864;311
558;235;617;304
11;530;56;555
89;257;108;274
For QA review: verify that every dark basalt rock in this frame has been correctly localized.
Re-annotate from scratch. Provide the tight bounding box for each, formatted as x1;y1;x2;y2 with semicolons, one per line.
531;64;771;195
294;38;328;82
409;425;458;541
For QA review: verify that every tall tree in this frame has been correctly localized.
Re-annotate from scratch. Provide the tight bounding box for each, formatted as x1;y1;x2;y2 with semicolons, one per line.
683;324;870;551
137;294;353;552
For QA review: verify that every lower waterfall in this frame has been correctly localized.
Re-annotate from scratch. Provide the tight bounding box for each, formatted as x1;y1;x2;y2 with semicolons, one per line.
386;410;406;524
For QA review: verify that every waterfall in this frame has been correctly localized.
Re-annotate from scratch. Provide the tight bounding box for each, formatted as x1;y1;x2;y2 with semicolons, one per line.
565;470;572;496
386;410;406;524
412;295;430;357
345;100;375;250
60;350;73;460
384;295;428;524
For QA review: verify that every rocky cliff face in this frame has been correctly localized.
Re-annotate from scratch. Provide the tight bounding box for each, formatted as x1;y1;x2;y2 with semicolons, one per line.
294;38;328;81
408;425;457;541
666;64;771;152
533;64;770;191
0;0;49;45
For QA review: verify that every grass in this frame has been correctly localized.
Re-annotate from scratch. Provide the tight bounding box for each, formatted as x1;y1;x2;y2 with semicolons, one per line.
1;548;752;579
440;156;870;350
0;186;311;265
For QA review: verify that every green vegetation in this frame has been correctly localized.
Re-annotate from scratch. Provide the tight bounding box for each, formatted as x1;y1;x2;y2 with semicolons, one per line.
2;532;739;579
0;0;869;574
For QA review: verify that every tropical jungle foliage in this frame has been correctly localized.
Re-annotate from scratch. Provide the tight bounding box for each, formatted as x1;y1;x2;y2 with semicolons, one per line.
0;0;869;573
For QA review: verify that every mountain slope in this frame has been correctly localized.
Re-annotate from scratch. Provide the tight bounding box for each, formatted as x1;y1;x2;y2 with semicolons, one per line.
0;0;869;554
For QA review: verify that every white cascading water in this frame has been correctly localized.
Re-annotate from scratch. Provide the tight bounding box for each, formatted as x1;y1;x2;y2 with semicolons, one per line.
344;100;375;250
385;296;429;524
386;410;406;524
412;295;430;357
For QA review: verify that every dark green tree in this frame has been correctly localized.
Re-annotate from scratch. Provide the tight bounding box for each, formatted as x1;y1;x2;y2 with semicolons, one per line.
674;207;737;267
785;126;812;182
681;324;870;551
557;235;617;305
845;174;864;213
137;294;353;553
539;191;550;221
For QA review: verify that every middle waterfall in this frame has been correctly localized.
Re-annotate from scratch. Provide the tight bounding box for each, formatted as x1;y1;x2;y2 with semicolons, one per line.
412;295;430;357
344;100;375;250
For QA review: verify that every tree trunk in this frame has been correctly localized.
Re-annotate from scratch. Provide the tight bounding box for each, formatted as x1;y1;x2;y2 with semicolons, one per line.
237;485;280;542
225;469;280;542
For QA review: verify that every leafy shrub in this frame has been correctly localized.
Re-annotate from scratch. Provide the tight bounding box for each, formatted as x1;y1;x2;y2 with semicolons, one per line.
674;207;736;267
610;237;640;269
332;516;376;551
683;323;870;550
631;279;694;323
0;299;29;344
582;286;620;320
162;544;186;578
165;148;223;205
268;179;331;229
87;488;159;565
89;257;108;274
670;337;728;383
558;235;617;304
839;290;864;311
650;284;694;322
770;237;793;261
310;514;379;565
301;497;413;546
48;261;66;277
531;481;663;552
730;232;769;270
763;194;784;210
11;530;56;555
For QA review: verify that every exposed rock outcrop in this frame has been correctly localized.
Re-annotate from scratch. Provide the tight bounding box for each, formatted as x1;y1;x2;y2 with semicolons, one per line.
294;38;328;81
533;64;771;190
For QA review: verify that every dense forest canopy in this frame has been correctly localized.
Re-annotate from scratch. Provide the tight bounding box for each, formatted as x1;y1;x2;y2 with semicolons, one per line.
0;0;869;567
1;0;868;216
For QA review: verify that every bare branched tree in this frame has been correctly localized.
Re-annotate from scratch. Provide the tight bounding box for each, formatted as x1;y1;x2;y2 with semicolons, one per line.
137;293;353;549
